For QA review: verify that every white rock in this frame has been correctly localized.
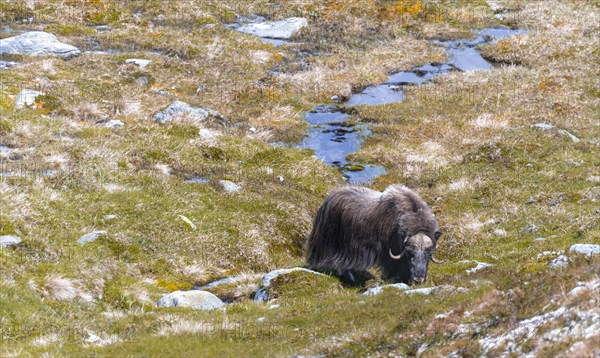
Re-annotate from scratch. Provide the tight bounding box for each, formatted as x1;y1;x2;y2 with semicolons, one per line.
102;214;117;220
0;31;80;58
531;123;555;130
362;283;410;296
0;60;17;70
125;58;151;69
219;180;241;193
548;254;569;268
257;317;266;322
77;230;107;244
199;128;218;139
236;17;308;39
268;304;280;310
157;290;224;310
569;244;600;256
15;89;44;109
459;260;493;273
254;267;325;302
96;120;124;128
405;287;435;295
154;101;224;124
560;130;581;143
0;235;21;247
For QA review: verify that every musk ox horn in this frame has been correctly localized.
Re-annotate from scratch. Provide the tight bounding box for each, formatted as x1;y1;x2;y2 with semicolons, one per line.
430;256;446;264
389;248;404;260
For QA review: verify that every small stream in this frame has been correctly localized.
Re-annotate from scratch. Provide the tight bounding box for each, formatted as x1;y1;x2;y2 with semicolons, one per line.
300;27;524;184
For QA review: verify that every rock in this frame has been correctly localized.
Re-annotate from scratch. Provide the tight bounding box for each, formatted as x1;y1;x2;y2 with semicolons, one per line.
331;95;341;103
405;287;435;295
95;25;112;32
362;283;409;296
534;237;547;242
0;60;17;70
559;129;581;143
219;180;241;193
257;317;266;322
157;290;224;310
531;123;555;130
102;214;117;220
125;58;151;69
15;89;44;109
459;260;494;274
0;145;12;156
249;127;257;133
548;254;569;268
96;119;124;128
185;177;209;184
154;101;225;125
0;31;80;58
569;244;600;256
199;128;218;139
268;304;280;309
254;267;325;302
77;230;107;244
235;17;308;39
0;235;21;248
525;224;538;233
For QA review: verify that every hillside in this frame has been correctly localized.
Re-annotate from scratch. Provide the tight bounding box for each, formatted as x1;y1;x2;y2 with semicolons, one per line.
0;0;598;356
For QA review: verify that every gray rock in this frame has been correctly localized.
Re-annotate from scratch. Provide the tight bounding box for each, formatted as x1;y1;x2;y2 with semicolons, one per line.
77;230;107;244
157;290;224;310
254;267;325;302
0;235;21;248
569;244;600;256
405;287;435;295
185;177;209;184
15;89;44;109
125;58;151;69
0;145;12;156
199;128;218;139
0;60;17;70
96;119;124;128
154;101;224;124
362;283;409;296
559;129;581;143
96;25;112;32
459;260;494;274
219;180;241;193
0;31;80;58
331;95;341;103
235;17;308;39
102;214;117;220
548;254;569;268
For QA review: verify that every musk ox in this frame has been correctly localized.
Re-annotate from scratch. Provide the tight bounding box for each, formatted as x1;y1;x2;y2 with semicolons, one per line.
306;185;443;284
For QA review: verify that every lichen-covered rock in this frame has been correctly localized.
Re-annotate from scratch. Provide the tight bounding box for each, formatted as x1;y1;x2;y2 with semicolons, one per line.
15;89;44;109
157;290;224;310
569;244;600;256
0;235;21;248
235;17;308;39
125;58;151;68
154;101;225;125
0;31;80;58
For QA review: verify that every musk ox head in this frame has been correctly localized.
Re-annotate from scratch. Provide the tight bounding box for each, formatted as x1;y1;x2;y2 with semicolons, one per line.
388;231;443;284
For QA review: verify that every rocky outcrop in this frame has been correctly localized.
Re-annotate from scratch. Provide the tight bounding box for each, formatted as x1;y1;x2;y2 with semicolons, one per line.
0;32;80;58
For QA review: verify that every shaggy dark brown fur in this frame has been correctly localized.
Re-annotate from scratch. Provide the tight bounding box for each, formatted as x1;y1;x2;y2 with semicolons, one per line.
305;185;441;284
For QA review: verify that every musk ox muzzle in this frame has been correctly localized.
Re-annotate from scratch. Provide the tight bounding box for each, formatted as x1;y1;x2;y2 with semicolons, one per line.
306;185;444;285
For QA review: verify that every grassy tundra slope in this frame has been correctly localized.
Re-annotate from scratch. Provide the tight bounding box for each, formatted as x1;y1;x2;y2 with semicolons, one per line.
0;0;598;356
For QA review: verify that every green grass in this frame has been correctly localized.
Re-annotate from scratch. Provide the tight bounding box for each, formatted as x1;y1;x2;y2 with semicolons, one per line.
1;0;599;356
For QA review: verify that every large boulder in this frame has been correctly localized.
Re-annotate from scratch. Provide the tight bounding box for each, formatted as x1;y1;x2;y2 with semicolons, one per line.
0;31;80;58
569;244;600;256
154;101;225;125
236;17;308;39
157;290;224;310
